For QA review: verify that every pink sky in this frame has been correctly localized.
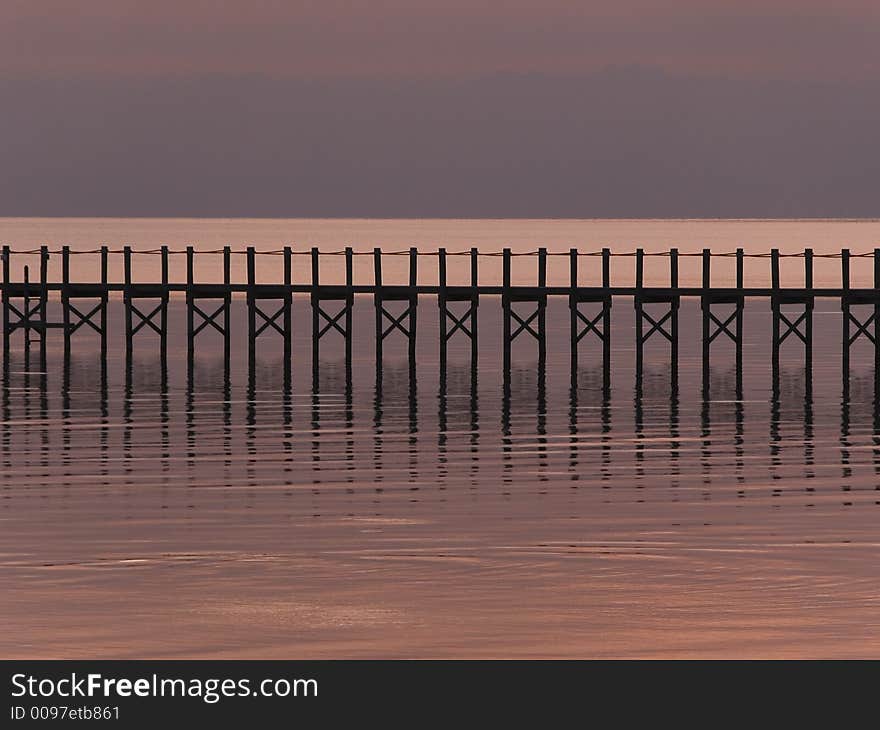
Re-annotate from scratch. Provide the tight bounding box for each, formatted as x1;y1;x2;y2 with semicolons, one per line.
3;2;879;217
2;1;879;80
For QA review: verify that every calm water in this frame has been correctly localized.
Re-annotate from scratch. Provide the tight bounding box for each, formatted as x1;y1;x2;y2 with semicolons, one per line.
3;218;880;658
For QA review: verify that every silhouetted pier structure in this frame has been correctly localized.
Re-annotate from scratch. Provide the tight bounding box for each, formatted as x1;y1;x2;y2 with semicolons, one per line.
3;245;880;396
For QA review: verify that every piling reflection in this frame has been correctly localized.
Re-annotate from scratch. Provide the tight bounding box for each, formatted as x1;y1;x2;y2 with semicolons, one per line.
438;361;481;491
568;367;613;486
769;366;816;491
633;365;680;486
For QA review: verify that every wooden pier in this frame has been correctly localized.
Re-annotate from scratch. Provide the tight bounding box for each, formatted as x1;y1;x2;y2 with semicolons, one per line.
2;246;880;396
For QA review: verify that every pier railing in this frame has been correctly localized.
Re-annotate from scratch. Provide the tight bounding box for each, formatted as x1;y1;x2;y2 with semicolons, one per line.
2;246;879;396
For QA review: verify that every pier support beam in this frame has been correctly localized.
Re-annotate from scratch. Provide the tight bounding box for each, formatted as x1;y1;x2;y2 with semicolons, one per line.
124;245;169;379
635;248;679;393
569;247;611;394
438;247;478;379
502;247;547;391
62;246;109;376
701;248;744;397
2;246;49;368
246;246;292;388
841;248;880;400
374;248;418;382
187;246;231;384
771;248;814;398
311;247;353;391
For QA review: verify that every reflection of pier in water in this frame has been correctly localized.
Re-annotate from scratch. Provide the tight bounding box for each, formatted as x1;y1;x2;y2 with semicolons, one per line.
2;347;879;515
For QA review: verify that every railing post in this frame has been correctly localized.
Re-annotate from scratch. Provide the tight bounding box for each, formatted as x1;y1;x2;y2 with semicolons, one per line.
805;248;813;289
771;248;780;290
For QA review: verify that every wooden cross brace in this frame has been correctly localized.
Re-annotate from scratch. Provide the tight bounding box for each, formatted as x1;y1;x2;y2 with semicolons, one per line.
574;307;605;344
253;303;285;338
192;302;226;337
130;301;163;336
4;299;43;333
380;304;414;341
443;305;474;341
316;304;348;339
639;308;674;344
847;310;875;346
508;305;541;342
707;308;738;345
777;310;809;346
67;301;104;335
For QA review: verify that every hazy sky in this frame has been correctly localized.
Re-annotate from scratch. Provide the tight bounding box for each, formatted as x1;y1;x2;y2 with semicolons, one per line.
2;1;879;217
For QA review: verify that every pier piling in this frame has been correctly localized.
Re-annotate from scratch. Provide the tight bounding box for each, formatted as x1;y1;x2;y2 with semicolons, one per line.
374;247;418;380
124;245;169;375
841;248;880;399
502;247;547;389
701;247;744;396
569;247;611;393
311;246;353;389
246;245;292;386
438;247;479;376
635;248;679;391
771;248;814;396
187;246;232;383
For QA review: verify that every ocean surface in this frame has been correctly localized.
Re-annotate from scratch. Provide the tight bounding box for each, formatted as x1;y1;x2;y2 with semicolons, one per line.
3;218;880;658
